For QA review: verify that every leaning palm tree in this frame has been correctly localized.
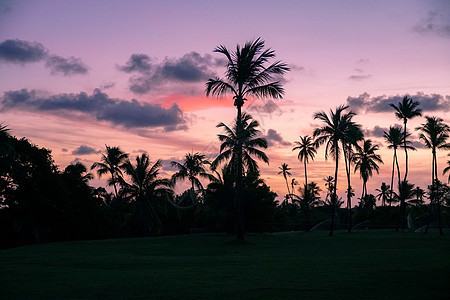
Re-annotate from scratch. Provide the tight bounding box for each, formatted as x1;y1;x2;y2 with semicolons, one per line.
292;135;317;187
206;38;289;240
91;145;129;198
171;152;215;205
278;163;292;203
383;126;415;204
444;154;450;183
314;104;356;236
375;182;390;207
390;96;422;181
416;116;450;236
353;139;383;201
121;153;173;236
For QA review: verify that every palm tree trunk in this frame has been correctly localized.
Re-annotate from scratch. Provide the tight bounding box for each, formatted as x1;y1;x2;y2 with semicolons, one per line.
304;160;308;188
403;120;409;181
235;104;245;240
330;146;339;237
284;176;291;204
344;150;352;233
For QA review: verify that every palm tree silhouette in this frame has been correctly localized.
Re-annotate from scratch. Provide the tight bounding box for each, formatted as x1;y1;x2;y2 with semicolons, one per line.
206;38;289;239
64;162;94;183
444;154;450;183
121;153;173;236
278;163;292;203
383;126;414;205
416;116;449;235
390;96;422;181
314;104;356;236
91;145;128;198
395;180;415;231
353;139;383;201
292;135;317;187
171;152;214;205
294;182;321;229
375;182;390;207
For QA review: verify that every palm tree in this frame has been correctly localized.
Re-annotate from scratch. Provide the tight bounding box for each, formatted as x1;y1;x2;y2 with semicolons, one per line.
353;139;383;201
412;186;425;205
383;126;415;205
64;162;93;183
295;181;321;228
171;152;215;205
212;113;269;174
395;180;415;231
206;38;289;239
444;154;450;183
390;96;422;181
416;116;450;183
91;145;128;198
375;182;390;207
278;163;292;202
292;135;317;187
290;178;298;197
313;104;356;236
417;116;449;236
121;153;173;236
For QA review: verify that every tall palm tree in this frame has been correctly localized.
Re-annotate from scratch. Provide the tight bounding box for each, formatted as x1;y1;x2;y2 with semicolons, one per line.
383;126;415;204
375;182;390;207
91;145;129;198
292;135;317;187
313;104;356;236
416;116;450;183
121;153;173;236
390;96;422;181
444;154;450;183
417;116;449;236
353;139;383;201
206;38;289;239
171;152;214;205
341;122;363;232
278;163;292;202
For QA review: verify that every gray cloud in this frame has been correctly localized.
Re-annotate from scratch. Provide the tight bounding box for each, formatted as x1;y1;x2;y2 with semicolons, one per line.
1;88;187;130
346;92;450;113
414;11;450;38
265;129;291;147
357;58;370;64
72;145;100;155
0;39;48;64
0;0;12;14
118;54;152;73
248;100;282;115
363;125;388;138
45;55;88;76
410;140;426;149
118;51;222;94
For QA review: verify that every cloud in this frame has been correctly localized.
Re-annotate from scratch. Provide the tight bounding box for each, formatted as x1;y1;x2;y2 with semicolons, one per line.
0;39;48;64
265;129;291;147
99;82;115;90
45;55;88;76
117;54;152;73
248;100;282;114
118;51;222;94
410;140;426;149
363;125;389;138
61;148;68;153
357;58;370;64
346;92;450;113
1;88;188;131
72;145;100;155
0;0;12;14
0;38;89;76
349;74;372;81
414;11;450;38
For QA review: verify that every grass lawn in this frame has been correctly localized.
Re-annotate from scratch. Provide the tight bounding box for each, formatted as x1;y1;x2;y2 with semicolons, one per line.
1;230;449;299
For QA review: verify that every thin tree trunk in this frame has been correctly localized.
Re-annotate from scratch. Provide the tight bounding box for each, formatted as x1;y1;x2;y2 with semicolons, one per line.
304;160;308;188
330;146;339;237
403;120;409;181
284;176;291;204
343;146;352;233
235;104;245;240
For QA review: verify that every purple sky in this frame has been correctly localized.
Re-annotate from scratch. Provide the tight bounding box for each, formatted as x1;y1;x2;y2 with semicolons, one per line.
1;0;449;203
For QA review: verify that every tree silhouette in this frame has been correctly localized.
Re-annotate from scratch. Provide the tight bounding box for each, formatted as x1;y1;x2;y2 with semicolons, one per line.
206;38;289;239
383;126;414;205
390;96;422;181
171;152;215;206
417;116;449;235
314;104;356;236
121;154;173;236
292;135;317;187
375;182;390;207
444;154;450;183
353;139;383;201
395;180;415;231
278;163;292;203
91;145;128;198
294;182;321;229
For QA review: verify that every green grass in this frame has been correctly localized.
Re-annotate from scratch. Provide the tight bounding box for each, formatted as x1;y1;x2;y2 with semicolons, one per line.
1;230;449;299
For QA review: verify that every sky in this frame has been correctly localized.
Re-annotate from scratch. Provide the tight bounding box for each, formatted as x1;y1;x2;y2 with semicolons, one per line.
1;0;449;205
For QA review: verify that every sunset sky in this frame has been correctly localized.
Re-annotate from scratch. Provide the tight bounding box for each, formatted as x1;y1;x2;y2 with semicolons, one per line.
1;0;449;204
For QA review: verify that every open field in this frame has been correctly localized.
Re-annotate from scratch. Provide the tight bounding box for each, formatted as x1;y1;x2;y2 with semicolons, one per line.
1;230;449;299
